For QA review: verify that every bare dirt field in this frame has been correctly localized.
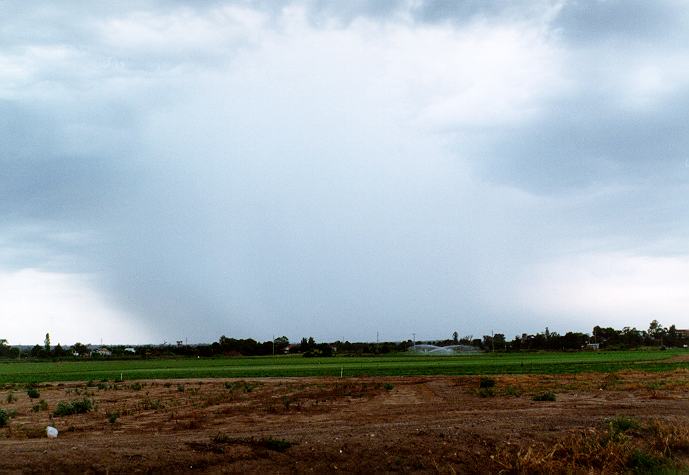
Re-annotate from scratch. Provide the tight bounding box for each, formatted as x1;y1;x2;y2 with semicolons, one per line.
2;370;689;474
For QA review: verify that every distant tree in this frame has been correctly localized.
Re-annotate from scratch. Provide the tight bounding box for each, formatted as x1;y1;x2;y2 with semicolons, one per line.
452;331;459;344
71;342;88;356
592;326;621;347
299;337;316;353
561;332;587;350
44;333;51;353
459;335;473;345
493;333;506;350
666;325;682;347
648;320;665;341
274;336;289;353
621;327;643;348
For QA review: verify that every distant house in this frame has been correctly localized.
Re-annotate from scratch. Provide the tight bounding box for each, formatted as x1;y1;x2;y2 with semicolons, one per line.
124;347;136;354
677;329;689;339
585;343;600;351
92;347;112;357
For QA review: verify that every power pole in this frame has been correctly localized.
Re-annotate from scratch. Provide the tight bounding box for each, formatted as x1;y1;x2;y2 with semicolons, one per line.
272;334;275;356
412;333;416;349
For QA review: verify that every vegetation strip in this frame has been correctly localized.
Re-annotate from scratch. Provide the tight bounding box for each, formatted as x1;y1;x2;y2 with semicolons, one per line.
0;349;687;383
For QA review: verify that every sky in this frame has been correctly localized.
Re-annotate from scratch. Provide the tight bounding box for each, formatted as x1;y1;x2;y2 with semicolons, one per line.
1;0;688;345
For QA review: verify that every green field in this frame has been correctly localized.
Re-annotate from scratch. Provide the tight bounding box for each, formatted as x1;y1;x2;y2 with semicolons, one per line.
0;349;687;384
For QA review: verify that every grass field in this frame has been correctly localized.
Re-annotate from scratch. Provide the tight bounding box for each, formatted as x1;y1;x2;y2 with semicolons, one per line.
0;349;687;383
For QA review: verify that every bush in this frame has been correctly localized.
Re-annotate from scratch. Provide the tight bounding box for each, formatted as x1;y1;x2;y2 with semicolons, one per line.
0;408;8;427
479;378;496;389
504;385;521;397
533;391;556;401
610;416;641;435
26;387;40;399
107;411;119;424
628;449;666;472
6;391;16;403
53;398;93;417
478;387;495;398
262;437;292;452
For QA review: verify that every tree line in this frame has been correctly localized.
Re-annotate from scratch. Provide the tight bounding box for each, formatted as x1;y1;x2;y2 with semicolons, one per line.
474;320;687;352
0;320;685;359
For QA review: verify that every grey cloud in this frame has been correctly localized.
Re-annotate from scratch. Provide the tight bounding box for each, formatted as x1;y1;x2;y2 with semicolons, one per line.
554;0;689;44
409;0;555;25
477;92;689;193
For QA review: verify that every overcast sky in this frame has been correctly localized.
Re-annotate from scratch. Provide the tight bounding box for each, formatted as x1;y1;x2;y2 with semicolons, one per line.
1;0;688;345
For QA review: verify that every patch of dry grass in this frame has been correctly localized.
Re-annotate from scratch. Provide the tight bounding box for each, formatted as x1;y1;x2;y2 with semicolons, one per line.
492;417;689;474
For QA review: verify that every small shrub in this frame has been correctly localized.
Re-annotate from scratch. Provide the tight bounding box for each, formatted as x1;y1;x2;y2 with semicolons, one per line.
478;387;495;398
282;396;291;410
533;391;556;402
479;378;496;389
53;398;93;417
107;411;119;424
628;449;666;472
504;385;521;397
177;384;185;392
129;382;143;391
224;381;254;392
383;383;394;391
610;416;641;435
6;391;16;403
262;437;292;452
0;408;8;427
31;400;48;412
140;398;164;410
26;387;40;399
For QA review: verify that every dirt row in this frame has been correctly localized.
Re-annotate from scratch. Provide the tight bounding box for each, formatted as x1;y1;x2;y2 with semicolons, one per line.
1;370;689;473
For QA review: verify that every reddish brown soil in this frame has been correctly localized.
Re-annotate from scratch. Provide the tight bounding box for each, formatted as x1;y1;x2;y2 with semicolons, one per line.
1;371;689;473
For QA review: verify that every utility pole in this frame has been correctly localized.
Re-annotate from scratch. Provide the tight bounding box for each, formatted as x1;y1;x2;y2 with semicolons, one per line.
491;330;495;353
272;334;275;356
412;333;416;349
